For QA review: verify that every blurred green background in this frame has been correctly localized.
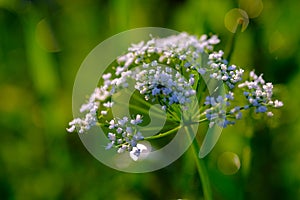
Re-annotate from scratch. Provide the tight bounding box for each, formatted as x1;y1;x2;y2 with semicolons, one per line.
0;0;299;199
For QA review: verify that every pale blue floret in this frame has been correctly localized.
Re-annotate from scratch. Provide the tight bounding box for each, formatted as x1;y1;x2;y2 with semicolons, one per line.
226;92;234;100
216;96;224;103
105;142;114;150
116;127;123;134
227;65;236;71
256;106;267;113
244;105;250;109
108;132;116;141
152;87;161;95
184;62;191;67
126;127;133;134
162;88;172;95
235;112;242;119
243;91;249;96
198;68;206;75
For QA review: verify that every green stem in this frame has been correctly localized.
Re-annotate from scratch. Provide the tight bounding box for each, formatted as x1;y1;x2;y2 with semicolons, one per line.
144;125;181;140
226;22;243;64
124;90;163;113
186;125;212;200
187;118;208;124
114;101;167;120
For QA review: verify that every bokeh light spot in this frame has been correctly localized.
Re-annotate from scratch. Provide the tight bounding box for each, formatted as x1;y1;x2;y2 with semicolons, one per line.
217;151;241;175
269;31;286;53
239;0;263;18
224;8;249;33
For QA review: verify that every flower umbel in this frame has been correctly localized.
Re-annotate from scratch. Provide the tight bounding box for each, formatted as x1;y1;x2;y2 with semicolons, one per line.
67;32;283;161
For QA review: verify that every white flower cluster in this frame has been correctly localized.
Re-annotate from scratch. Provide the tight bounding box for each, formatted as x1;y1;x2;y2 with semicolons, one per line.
67;87;111;133
67;32;284;161
204;70;283;126
67;33;220;160
204;92;240;128
135;65;196;106
238;70;283;116
207;50;244;89
106;115;144;154
115;33;220;77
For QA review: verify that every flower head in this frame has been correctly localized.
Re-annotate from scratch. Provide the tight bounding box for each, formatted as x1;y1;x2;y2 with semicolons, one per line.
238;70;283;114
67;32;283;161
106;115;144;155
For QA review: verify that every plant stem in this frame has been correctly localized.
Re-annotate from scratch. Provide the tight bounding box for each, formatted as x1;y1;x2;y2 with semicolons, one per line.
226;22;243;64
124;89;162;113
114;101;166;120
186;125;212;200
144;125;181;140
